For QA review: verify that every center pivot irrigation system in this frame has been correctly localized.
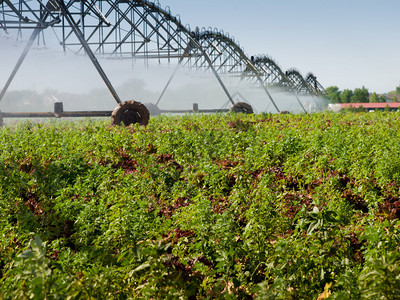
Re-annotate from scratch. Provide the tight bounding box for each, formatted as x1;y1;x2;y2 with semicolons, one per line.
0;0;327;126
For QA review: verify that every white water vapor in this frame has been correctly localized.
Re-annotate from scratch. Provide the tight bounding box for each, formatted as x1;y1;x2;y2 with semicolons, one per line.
0;36;328;114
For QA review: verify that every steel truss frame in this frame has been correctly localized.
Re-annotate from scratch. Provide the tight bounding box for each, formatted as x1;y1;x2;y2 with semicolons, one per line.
246;56;293;89
0;0;326;114
306;73;327;96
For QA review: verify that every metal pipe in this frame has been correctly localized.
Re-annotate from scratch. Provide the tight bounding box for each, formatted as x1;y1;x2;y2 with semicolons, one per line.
1;111;113;118
1;108;229;119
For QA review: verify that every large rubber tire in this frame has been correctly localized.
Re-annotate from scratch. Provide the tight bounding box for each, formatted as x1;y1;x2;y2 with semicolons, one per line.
111;101;150;126
144;103;161;116
230;102;254;114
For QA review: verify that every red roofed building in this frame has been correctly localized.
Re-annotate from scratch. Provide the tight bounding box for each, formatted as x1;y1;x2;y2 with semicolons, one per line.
329;103;400;112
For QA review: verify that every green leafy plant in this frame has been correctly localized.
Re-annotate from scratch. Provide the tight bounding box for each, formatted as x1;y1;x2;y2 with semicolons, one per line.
1;113;400;298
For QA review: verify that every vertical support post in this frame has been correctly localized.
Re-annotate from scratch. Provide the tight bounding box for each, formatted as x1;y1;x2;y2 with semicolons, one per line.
62;13;66;52
54;101;63;118
193;103;199;112
80;0;85;38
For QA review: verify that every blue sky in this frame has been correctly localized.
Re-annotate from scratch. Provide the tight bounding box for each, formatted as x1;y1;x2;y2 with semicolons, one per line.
1;0;399;96
160;0;400;93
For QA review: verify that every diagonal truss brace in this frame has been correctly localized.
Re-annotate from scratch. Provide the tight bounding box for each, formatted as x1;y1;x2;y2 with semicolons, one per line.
58;1;121;104
0;1;122;105
0;26;41;103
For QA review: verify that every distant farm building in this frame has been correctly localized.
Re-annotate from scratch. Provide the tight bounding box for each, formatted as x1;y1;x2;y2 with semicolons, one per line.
329;103;400;112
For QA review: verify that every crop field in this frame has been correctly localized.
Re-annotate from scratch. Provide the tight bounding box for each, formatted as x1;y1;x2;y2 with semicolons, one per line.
1;112;400;299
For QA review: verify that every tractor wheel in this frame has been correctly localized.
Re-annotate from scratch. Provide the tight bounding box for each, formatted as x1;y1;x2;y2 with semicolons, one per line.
144;103;161;116
230;102;254;114
111;100;150;126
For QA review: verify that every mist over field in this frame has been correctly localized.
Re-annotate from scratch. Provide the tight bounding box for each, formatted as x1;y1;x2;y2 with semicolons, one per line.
0;36;327;114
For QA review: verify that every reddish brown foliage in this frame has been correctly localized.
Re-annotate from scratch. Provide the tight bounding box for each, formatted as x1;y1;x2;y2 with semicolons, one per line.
218;159;239;170
158;197;192;218
347;232;365;264
164;228;195;244
281;193;313;219
343;190;368;213
24;191;43;216
20;158;34;174
377;196;400;220
157;154;183;171
211;196;233;214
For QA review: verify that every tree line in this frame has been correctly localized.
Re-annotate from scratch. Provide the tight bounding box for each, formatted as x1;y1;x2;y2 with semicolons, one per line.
326;86;399;104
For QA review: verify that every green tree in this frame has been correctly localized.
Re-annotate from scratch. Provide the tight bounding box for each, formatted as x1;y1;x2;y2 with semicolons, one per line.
351;87;369;103
370;92;379;103
340;89;353;103
396;86;400;95
380;95;388;103
326;86;341;103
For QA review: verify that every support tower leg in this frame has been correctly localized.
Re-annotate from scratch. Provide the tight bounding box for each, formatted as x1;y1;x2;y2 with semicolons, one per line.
0;28;41;103
58;2;121;104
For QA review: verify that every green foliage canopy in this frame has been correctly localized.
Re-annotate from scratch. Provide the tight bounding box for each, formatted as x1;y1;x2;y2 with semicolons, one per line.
0;113;400;299
351;87;369;103
326;86;341;103
340;89;353;103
